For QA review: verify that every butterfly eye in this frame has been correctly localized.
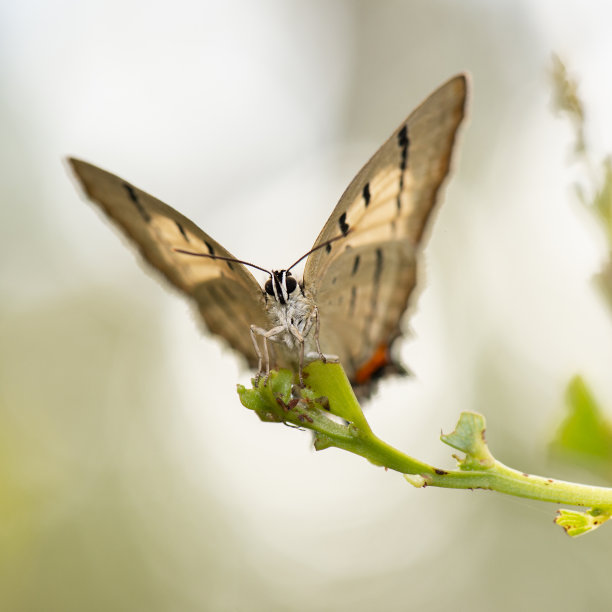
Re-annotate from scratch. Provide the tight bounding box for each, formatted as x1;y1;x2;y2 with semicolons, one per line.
264;279;274;296
286;276;297;294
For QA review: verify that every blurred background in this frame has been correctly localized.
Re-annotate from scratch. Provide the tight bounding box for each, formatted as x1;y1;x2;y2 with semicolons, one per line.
3;0;612;610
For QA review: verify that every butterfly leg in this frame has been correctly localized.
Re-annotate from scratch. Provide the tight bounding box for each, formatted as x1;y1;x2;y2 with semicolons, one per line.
313;306;325;361
288;324;306;386
249;325;265;382
250;324;285;384
305;306;339;364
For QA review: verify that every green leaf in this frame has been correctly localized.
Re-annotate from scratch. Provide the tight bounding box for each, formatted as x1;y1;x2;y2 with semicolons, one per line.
302;361;371;432
441;412;495;470
550;376;612;481
237;369;294;423
555;507;611;537
237;365;361;442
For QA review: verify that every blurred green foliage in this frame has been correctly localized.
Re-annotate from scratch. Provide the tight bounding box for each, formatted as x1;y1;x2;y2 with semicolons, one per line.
550;376;612;481
550;57;612;482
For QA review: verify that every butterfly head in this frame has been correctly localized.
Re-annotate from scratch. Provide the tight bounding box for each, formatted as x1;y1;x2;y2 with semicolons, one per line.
265;270;298;305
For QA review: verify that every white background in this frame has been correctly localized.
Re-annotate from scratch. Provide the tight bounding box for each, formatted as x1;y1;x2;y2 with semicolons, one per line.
2;1;612;609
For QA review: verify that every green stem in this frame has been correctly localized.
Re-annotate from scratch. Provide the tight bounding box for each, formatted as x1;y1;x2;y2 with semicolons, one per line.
238;362;612;512
303;362;612;509
334;428;612;508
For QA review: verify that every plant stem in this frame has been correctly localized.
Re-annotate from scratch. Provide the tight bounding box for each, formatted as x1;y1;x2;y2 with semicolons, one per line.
238;362;612;512
302;361;612;509
337;428;612;508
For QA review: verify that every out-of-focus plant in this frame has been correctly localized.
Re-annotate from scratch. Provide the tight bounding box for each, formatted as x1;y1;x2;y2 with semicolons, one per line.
551;54;612;307
549;57;612;494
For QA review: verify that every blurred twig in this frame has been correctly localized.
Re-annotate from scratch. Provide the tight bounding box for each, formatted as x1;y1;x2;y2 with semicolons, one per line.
551;54;612;307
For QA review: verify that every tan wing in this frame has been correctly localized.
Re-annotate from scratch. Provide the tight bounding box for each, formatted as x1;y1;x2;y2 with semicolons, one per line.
303;75;467;385
69;158;270;367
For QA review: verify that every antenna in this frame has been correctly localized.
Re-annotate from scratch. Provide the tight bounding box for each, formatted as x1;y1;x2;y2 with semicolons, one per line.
287;233;347;272
173;248;272;276
175;230;347;276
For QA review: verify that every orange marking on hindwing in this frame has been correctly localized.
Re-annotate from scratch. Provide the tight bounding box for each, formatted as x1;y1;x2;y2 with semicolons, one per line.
354;344;391;385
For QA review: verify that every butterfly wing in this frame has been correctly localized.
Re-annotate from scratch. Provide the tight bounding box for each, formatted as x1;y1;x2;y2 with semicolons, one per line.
69;158;270;367
303;75;467;389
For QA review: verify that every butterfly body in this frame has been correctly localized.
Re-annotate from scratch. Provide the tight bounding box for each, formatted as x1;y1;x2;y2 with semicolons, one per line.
254;270;332;382
69;74;467;396
264;281;314;352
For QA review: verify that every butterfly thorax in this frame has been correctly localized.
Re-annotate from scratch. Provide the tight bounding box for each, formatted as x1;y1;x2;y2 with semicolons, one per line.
264;270;317;351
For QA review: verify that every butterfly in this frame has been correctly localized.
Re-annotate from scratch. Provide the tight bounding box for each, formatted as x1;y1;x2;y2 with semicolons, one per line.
69;74;466;396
